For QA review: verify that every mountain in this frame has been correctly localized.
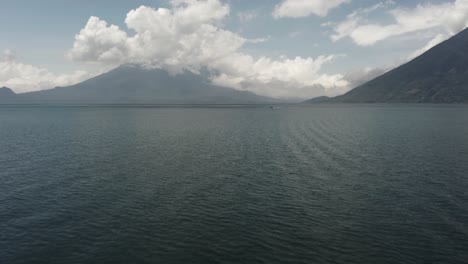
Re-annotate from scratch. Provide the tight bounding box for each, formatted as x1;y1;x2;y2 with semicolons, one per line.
311;28;468;103
0;87;16;98
302;96;331;104
0;65;273;104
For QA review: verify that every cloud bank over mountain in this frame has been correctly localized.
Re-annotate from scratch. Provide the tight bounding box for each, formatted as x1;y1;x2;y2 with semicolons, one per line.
67;0;349;99
0;50;95;93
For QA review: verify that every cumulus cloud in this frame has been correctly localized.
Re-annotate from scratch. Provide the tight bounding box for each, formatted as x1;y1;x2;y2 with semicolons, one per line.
273;0;350;18
0;50;96;93
331;0;468;46
211;55;349;99
68;0;236;68
68;0;349;99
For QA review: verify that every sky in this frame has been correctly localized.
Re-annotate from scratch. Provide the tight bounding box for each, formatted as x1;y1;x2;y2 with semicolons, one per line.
1;0;468;99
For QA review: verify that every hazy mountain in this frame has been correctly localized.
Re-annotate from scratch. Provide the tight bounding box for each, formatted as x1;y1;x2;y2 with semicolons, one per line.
0;87;16;98
309;27;468;104
0;65;273;104
302;96;331;104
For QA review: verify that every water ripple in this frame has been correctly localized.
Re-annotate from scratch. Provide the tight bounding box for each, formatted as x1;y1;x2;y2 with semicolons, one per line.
1;105;468;264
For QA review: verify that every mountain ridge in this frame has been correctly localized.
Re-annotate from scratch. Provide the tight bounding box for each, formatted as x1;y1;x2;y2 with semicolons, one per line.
0;87;15;97
307;27;468;104
0;65;275;104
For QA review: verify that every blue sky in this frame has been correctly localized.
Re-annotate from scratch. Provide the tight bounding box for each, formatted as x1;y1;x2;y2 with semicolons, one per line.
1;0;467;98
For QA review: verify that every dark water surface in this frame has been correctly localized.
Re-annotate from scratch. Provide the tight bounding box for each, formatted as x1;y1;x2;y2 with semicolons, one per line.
1;105;468;264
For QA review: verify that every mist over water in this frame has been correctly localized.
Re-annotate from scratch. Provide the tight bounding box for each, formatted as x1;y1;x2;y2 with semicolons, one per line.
1;105;468;264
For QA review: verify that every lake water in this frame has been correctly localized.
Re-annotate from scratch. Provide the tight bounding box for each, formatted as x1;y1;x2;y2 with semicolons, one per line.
1;105;468;264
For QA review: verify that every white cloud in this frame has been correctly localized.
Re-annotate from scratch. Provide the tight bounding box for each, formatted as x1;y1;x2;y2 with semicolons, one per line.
273;0;350;18
348;0;395;17
289;31;302;38
68;17;129;64
211;54;349;99
246;36;271;44
339;32;449;91
238;10;258;23
68;0;348;99
408;33;450;60
68;1;242;71
0;50;97;93
331;0;468;46
343;66;390;88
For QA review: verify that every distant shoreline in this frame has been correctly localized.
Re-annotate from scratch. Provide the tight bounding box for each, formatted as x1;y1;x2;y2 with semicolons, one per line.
0;103;467;108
